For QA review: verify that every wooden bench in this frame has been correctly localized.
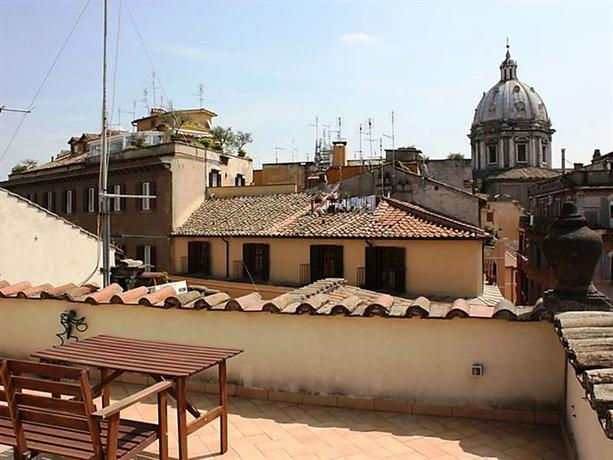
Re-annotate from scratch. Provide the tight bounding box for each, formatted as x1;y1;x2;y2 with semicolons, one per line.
0;359;171;459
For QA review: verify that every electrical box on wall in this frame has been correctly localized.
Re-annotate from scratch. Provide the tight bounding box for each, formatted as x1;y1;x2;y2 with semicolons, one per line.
472;363;484;376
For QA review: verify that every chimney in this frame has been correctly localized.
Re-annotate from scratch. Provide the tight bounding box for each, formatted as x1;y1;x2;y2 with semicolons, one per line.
561;148;565;175
332;141;347;167
574;162;584;171
593;149;602;162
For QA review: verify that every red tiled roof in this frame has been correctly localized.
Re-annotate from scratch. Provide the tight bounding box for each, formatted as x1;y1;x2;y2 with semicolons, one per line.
174;193;488;240
0;278;536;320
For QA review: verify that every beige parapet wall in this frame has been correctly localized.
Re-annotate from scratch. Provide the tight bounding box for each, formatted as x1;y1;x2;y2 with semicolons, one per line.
565;363;613;459
0;298;564;413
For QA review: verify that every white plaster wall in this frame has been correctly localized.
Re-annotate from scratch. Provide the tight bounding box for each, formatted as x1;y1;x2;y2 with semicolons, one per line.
0;189;113;286
0;298;565;411
565;362;613;460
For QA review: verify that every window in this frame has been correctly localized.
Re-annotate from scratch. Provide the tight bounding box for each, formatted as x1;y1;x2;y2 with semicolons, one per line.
516;144;527;163
235;174;245;187
137;244;157;269
46;192;54;212
188;241;210;275
609;200;613;219
31;193;38;205
243;243;270;282
541;145;547;163
364;246;406;292
310;245;343;282
488;144;498;164
209;169;221;187
141;181;151;210
87;187;96;213
486;211;494;223
65;190;74;214
113;184;122;212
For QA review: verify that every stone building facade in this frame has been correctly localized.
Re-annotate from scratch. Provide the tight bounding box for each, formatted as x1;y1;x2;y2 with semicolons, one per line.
470;46;554;172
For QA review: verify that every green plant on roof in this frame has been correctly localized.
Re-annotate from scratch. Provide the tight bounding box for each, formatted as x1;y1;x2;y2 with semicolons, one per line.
11;158;38;174
447;153;465;160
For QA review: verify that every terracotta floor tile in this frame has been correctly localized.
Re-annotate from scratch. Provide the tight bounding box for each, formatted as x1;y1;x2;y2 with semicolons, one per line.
0;385;567;460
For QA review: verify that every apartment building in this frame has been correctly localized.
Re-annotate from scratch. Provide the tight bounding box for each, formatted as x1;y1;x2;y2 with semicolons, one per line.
1;141;253;272
172;193;488;298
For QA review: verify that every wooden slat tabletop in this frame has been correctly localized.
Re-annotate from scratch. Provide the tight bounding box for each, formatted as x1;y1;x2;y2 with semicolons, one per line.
32;335;242;377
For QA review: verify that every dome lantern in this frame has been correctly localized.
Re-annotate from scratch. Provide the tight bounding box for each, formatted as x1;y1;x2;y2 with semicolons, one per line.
499;43;517;81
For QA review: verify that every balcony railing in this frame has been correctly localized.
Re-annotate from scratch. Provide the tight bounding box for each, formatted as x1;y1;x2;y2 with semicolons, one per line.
357;267;406;293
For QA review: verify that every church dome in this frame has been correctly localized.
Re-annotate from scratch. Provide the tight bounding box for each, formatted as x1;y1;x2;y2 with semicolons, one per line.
472;47;550;126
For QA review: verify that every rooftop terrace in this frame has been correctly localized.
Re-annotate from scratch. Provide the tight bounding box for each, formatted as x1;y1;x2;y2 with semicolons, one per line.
0;381;566;459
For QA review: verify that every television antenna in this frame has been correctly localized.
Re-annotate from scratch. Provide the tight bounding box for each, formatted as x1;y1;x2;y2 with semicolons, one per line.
150;70;159;108
141;88;149;114
274;146;286;163
0;105;32;114
193;83;205;108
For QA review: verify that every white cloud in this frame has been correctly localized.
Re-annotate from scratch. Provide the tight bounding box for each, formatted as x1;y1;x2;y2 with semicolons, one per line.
340;33;375;45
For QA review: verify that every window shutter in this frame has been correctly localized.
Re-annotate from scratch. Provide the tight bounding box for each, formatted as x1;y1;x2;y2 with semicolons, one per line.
136;245;144;264
310;245;322;282
600;197;609;228
202;242;211;276
138;182;144;210
94;187;99;212
51;192;56;212
71;189;76;213
262;244;270;281
150;246;157;269
334;245;344;278
150;181;157;209
83;188;88;212
188;242;200;273
243;244;253;277
61;191;67;214
120;184;126;211
365;246;378;289
394;247;406;292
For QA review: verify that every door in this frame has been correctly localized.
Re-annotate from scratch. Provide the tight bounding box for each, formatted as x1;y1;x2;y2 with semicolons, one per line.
188;241;210;276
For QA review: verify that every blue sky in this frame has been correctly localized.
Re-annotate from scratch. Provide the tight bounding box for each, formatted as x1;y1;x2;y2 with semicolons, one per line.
0;0;612;178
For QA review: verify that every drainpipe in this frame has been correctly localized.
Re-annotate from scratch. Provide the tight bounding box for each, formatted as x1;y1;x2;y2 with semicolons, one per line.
222;237;230;278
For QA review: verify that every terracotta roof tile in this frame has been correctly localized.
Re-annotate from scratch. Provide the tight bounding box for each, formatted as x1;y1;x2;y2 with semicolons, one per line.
0;278;536;322
175;193;488;240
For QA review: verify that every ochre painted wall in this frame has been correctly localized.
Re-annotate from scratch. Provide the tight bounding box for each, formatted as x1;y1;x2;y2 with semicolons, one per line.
172;237;484;297
0;298;564;412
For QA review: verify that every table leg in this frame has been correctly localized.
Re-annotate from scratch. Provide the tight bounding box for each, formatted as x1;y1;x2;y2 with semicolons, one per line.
177;377;188;460
100;368;110;407
219;360;228;454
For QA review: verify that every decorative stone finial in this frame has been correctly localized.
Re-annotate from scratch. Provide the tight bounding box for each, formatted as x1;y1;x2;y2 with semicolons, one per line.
539;201;611;315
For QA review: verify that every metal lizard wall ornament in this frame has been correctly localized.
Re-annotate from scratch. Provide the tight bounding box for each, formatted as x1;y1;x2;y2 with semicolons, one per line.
56;310;88;345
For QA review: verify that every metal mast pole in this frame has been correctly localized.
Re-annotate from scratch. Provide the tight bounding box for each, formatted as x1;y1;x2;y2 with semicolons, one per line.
101;0;111;287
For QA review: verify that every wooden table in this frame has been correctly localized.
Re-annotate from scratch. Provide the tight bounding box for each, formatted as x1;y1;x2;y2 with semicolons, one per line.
32;334;242;460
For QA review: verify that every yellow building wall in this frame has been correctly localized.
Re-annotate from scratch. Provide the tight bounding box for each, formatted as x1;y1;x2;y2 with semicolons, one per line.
172;237;483;298
135;110;213;133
